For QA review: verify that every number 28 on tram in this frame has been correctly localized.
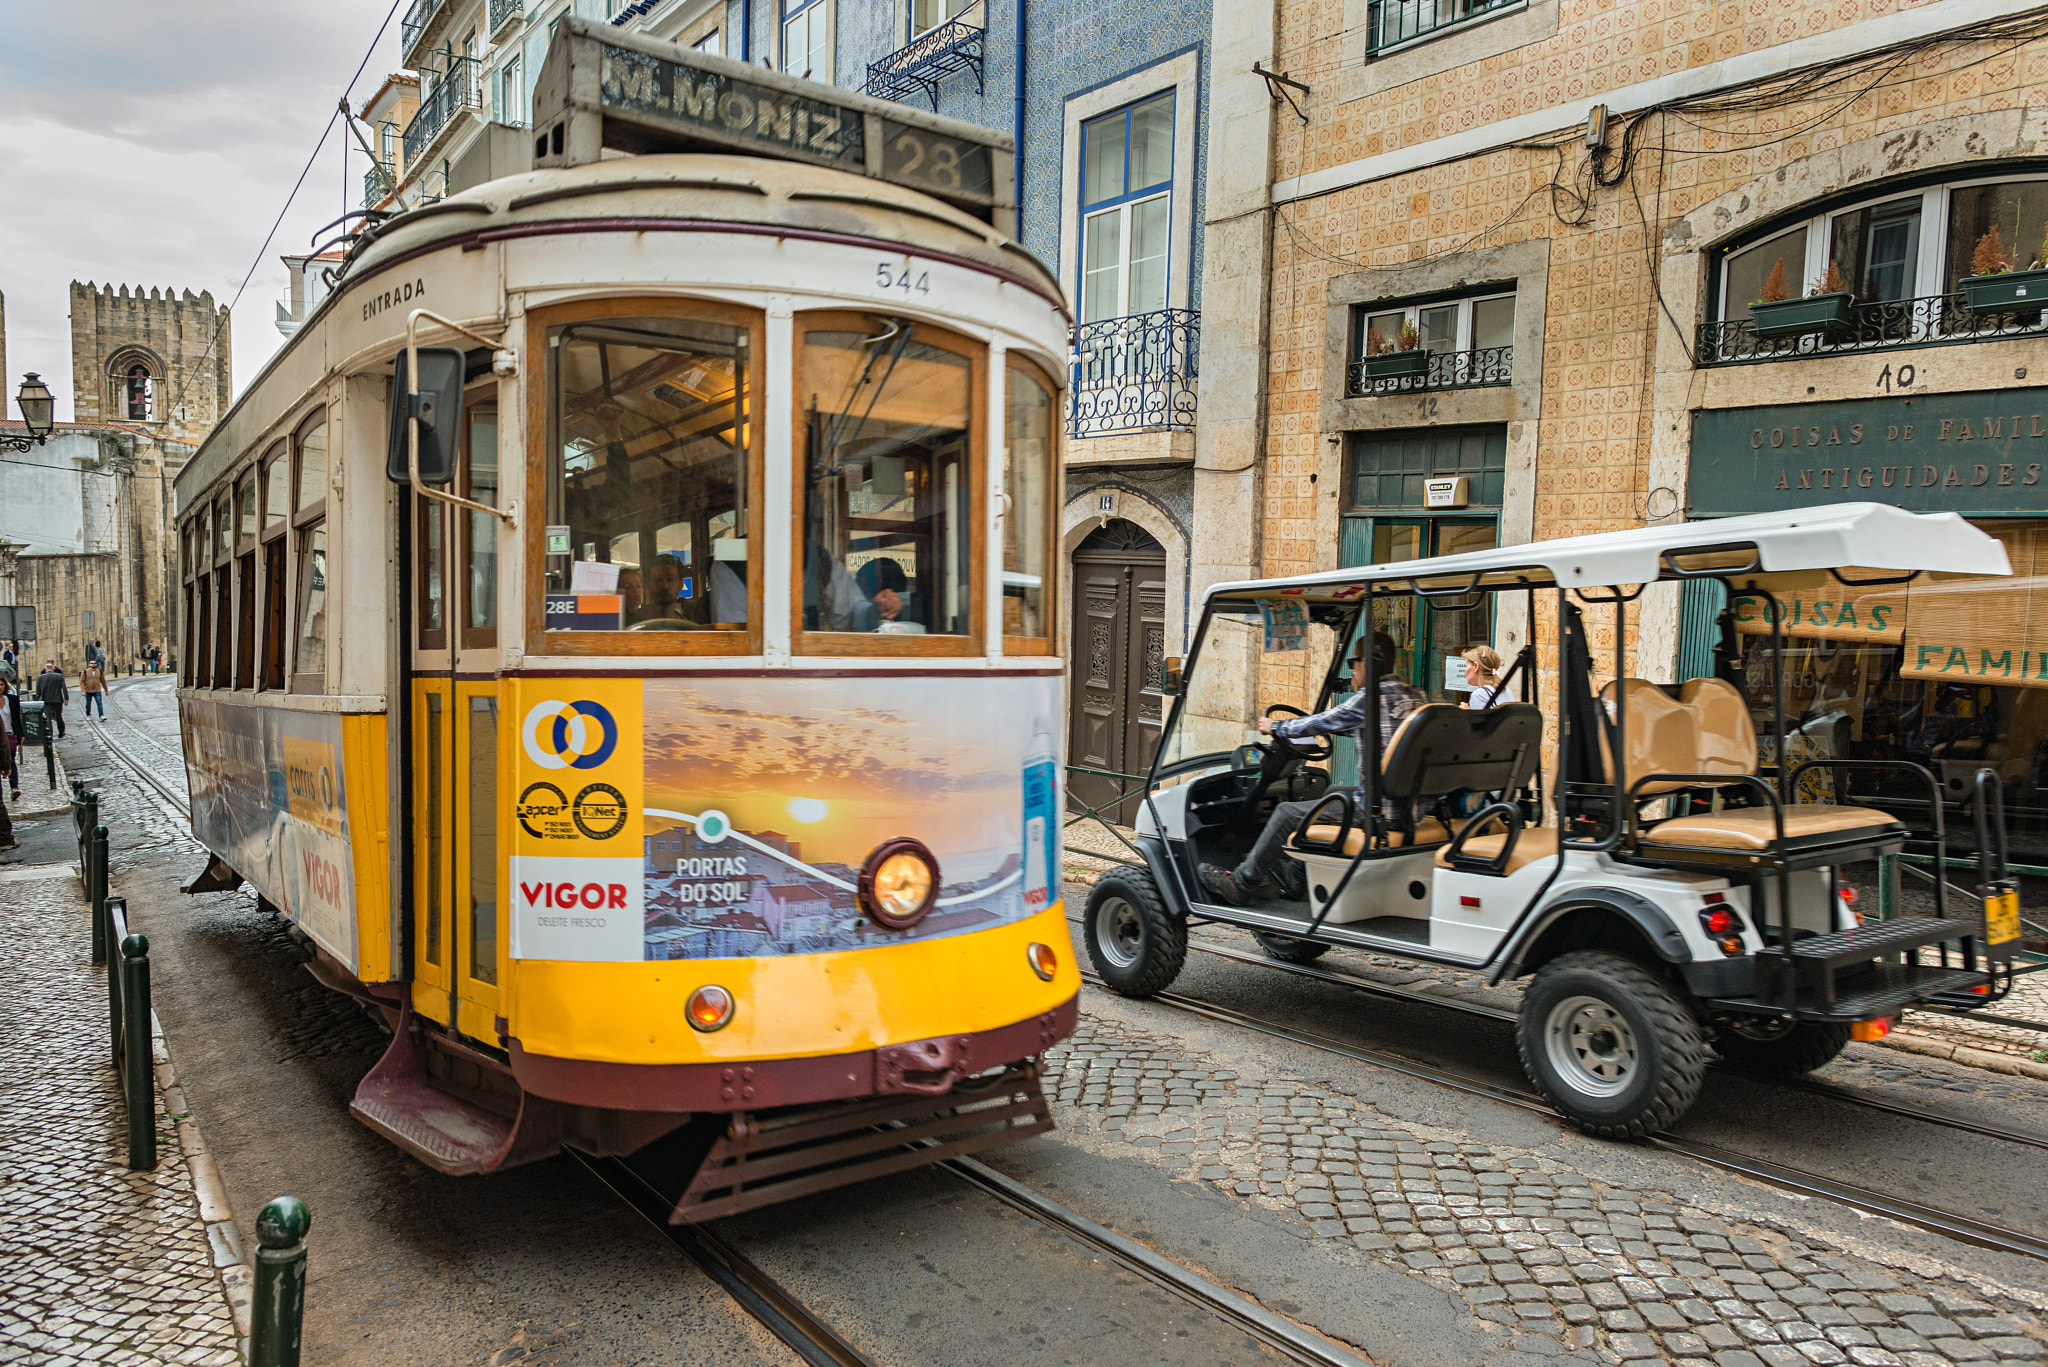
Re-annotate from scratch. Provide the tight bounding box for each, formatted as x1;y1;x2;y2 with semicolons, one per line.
171;21;1076;1217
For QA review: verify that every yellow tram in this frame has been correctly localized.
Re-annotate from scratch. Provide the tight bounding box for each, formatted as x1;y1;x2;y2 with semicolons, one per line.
173;21;1077;1217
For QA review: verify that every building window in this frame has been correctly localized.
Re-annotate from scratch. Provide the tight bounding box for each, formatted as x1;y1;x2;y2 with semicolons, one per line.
1705;174;2048;362
124;364;154;421
782;0;831;83
693;29;722;55
912;0;974;37
1368;0;1524;56
1349;290;1514;395
500;55;523;125
1079;94;1174;324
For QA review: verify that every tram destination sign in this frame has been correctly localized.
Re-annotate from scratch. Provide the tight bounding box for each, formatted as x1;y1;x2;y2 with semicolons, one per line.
531;18;1012;232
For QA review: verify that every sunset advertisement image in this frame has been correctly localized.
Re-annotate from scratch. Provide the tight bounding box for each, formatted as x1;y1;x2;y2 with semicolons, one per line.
506;674;1062;963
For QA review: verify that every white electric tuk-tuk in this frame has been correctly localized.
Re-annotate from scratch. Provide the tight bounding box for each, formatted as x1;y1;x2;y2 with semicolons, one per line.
1083;503;2026;1136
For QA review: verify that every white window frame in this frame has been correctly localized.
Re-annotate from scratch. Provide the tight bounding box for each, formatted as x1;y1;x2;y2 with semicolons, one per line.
1357;291;1515;356
911;0;977;39
499;55;523;125
1714;174;2048;321
1080;191;1172;323
781;0;833;84
692;28;722;54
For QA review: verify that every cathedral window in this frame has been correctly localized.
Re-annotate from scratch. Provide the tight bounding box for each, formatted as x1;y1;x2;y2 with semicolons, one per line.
124;364;155;421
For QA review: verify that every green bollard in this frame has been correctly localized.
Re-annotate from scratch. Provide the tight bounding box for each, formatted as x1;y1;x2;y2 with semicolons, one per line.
106;898;124;1069
41;727;54;790
250;1197;310;1367
89;819;107;966
119;931;156;1172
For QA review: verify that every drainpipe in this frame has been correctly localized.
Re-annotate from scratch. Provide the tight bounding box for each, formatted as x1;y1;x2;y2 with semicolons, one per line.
739;0;750;62
1012;0;1026;223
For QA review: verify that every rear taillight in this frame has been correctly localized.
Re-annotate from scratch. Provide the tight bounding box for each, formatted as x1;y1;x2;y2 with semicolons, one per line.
1851;1017;1891;1042
1699;903;1748;954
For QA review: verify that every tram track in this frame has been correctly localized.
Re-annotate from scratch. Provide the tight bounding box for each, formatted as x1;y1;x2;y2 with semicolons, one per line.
1076;966;2048;1263
83;713;189;816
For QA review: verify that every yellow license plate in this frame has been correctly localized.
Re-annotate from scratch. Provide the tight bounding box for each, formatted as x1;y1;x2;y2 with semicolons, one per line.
1986;890;2022;945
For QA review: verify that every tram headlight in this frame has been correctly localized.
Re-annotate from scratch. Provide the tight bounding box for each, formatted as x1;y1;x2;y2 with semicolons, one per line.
859;837;939;930
686;984;735;1032
1027;943;1058;981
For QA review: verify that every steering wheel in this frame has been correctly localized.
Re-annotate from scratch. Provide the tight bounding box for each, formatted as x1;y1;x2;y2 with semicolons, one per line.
1264;704;1332;760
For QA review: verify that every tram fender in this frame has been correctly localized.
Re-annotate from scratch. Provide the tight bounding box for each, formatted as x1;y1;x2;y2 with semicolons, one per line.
1487;887;1689;986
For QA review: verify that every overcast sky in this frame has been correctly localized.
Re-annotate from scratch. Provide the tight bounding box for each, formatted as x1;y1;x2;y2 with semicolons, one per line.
0;1;408;422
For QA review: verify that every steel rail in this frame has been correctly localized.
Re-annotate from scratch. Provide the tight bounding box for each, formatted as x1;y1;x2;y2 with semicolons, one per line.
1080;972;2048;1263
568;1151;879;1367
1171;933;2048;1155
84;715;190;815
940;1156;1376;1367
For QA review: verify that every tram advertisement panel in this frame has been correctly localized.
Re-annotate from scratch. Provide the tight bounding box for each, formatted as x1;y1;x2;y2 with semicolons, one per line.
180;700;357;968
506;675;1062;962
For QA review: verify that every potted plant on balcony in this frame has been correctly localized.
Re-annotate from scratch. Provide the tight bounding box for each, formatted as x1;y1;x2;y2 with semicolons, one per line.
1960;223;2048;313
1361;321;1430;379
1747;257;1853;338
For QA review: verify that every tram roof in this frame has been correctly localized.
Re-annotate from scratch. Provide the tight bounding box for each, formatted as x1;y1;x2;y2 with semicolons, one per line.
1204;503;2013;605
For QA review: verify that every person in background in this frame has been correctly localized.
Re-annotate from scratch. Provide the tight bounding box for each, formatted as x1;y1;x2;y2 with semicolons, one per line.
81;657;107;719
3;678;20;801
0;694;14;852
618;568;644;617
1461;645;1514;709
35;661;67;739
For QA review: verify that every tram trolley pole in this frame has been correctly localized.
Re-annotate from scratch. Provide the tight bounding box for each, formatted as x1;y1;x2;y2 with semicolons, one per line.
250;1197;310;1367
105;898;156;1171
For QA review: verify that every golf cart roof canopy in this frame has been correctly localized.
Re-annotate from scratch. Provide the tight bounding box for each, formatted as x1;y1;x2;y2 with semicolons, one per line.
1204;503;2012;606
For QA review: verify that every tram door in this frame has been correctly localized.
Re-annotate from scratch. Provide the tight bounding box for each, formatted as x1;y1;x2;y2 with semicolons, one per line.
408;390;503;1040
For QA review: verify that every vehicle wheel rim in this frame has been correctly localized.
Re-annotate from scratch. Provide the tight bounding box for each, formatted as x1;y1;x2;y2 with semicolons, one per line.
1096;897;1144;969
1545;994;1638;1098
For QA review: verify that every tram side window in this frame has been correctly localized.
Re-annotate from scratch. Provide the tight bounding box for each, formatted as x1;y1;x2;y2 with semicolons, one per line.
544;316;752;638
801;323;975;641
295;524;328;684
1004;360;1055;647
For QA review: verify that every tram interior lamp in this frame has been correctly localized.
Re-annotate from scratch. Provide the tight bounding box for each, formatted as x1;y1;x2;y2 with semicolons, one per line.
4;373;56;452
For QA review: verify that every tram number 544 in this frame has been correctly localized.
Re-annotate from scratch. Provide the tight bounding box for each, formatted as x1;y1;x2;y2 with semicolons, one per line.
876;261;931;297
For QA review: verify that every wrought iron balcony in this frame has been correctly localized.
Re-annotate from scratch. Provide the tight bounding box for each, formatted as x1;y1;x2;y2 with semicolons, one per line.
1698;292;2048;365
363;161;396;211
488;0;523;37
403;57;481;167
1068;310;1199;439
1367;0;1522;54
865;1;987;109
1344;345;1512;398
400;0;447;62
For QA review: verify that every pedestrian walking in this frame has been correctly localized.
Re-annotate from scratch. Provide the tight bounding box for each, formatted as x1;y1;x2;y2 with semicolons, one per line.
81;658;106;719
34;661;67;739
3;678;19;801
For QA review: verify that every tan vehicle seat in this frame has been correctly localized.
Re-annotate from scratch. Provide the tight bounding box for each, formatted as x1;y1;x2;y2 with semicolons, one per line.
1297;817;1459;855
1603;676;1904;850
1434;826;1559;875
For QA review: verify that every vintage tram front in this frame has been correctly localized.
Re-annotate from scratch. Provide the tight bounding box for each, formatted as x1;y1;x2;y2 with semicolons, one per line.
173;22;1077;1216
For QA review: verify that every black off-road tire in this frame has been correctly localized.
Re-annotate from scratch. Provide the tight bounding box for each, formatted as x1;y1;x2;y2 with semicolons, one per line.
1251;931;1331;964
1517;950;1708;1139
1713;1020;1853;1076
1083;865;1187;998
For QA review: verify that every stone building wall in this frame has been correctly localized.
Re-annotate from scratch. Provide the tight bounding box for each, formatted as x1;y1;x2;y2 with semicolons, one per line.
68;282;232;449
1221;0;2048;711
13;553;125;675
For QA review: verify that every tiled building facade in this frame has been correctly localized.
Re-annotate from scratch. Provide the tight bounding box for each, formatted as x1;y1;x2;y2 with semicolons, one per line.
1198;0;2048;792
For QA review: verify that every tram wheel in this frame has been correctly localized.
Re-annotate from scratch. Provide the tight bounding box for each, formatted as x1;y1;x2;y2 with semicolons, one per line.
1712;1018;1853;1076
1083;865;1186;999
1517;950;1707;1139
1251;931;1330;964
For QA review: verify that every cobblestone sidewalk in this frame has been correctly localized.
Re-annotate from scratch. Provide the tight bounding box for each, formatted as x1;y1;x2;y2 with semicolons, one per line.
1043;1005;2048;1367
0;868;240;1366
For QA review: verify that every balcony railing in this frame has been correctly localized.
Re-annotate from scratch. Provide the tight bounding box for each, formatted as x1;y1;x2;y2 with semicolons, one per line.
1367;0;1521;53
1698;292;2048;365
400;0;447;61
362;161;396;211
865;1;987;109
1068;310;1199;439
403;57;481;168
488;0;523;36
1345;345;1512;398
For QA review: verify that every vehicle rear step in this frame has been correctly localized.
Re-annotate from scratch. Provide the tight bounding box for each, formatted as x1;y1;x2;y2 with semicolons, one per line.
1809;964;1986;1020
1785;915;1971;968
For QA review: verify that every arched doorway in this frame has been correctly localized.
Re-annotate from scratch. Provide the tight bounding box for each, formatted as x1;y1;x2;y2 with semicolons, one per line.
1068;518;1165;825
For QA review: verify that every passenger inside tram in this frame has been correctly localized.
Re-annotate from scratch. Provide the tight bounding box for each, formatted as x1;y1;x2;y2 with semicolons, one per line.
545;315;751;633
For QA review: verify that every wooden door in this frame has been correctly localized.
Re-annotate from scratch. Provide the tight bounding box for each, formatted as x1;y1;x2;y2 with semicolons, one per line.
1067;520;1166;826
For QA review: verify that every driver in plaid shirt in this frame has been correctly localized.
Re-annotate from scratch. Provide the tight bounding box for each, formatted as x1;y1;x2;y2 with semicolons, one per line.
1198;631;1426;905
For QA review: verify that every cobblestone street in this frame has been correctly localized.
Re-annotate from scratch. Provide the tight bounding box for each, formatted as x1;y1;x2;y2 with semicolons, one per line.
0;860;240;1366
1041;1001;2048;1367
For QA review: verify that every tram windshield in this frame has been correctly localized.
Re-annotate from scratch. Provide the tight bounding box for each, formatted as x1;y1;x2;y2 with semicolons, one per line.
544;315;751;631
801;321;975;637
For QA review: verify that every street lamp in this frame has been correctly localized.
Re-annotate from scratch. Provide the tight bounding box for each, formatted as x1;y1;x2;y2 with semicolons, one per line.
3;374;56;452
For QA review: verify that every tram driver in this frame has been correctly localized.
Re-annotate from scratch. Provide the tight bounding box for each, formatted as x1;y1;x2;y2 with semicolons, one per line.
1197;631;1424;905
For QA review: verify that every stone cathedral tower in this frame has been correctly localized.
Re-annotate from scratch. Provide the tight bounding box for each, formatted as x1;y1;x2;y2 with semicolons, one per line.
68;282;232;453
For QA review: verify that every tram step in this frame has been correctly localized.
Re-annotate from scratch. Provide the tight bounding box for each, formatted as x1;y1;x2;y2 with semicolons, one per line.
349;1006;563;1176
1785;915;1968;968
670;1063;1053;1223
